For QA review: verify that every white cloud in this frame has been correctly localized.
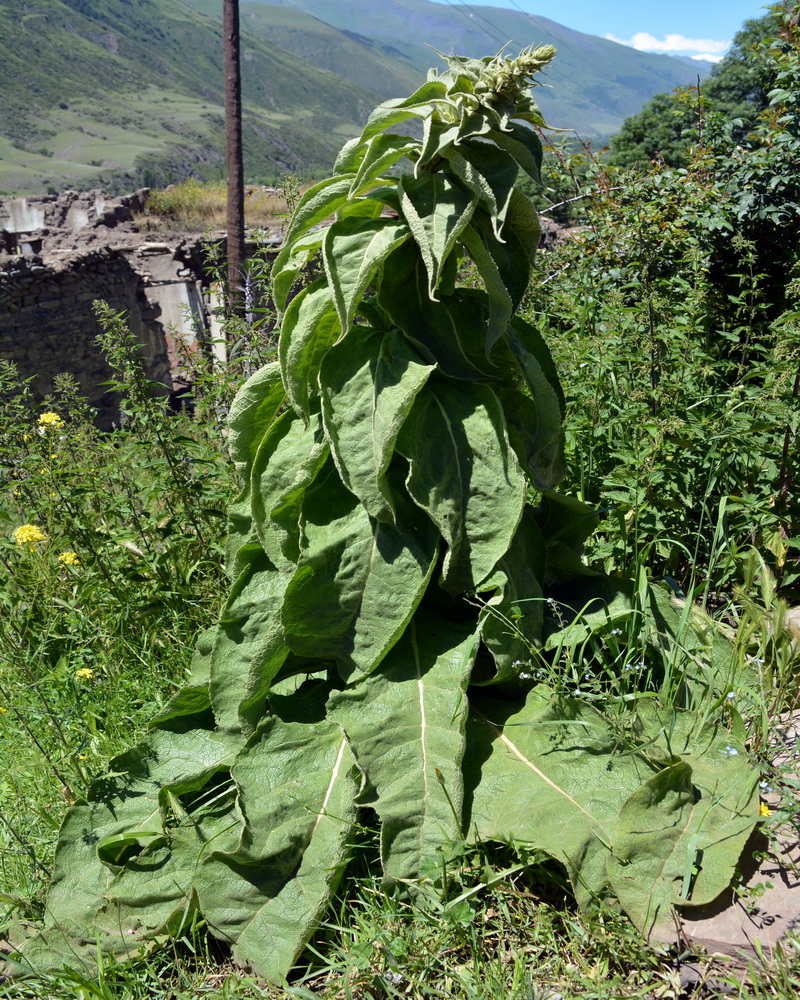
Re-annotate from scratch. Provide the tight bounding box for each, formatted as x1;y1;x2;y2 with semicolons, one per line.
605;32;730;58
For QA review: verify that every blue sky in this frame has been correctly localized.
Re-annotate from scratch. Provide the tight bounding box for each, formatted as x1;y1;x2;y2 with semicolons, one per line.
428;1;772;61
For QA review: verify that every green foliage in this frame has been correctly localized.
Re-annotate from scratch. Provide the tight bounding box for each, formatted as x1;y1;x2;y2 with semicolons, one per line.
531;7;800;597
9;49;762;987
609;8;784;168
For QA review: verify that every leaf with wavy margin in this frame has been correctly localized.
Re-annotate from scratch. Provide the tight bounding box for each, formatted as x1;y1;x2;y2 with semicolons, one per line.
327;612;478;882
397;378;525;594
319;325;435;522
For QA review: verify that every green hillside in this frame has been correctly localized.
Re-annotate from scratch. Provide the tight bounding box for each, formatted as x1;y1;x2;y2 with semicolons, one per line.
253;0;710;135
0;0;377;194
183;0;424;100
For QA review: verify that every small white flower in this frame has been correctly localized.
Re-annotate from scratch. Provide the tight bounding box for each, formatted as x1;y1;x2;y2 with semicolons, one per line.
726;692;736;701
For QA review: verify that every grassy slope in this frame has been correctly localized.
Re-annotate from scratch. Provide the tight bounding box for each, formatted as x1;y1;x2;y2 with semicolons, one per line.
252;0;709;135
0;0;377;194
183;0;424;101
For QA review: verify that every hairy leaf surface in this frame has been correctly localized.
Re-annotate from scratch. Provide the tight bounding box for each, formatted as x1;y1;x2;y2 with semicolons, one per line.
323;217;410;332
281;464;439;676
327;613;478;881
398;171;477;297
397;378;525;593
319;325;435;522
279;278;341;417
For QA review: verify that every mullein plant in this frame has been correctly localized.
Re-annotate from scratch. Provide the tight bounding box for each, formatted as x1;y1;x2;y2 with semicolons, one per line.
13;49;760;984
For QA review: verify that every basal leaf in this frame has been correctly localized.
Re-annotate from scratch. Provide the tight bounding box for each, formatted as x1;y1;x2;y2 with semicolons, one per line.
397;378;525;593
319;325;435;522
251;409;329;570
464;688;651;905
398;171;476;298
210;552;291;734
21;729;239;972
327;612;478;882
278;278;341;418
323;217;410;332
281;463;439;677
194;701;360;983
607;705;759;940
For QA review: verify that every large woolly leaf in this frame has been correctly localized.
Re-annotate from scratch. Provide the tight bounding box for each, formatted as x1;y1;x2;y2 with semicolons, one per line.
327;612;478;882
281;175;356;253
358;80;448;144
348;133;419;197
442;140;519;240
319;325;435;522
465;689;653;904
607;706;759;940
272;230;325;314
278;278;341;418
397;378;525;593
459;219;514;352
498;384;564;490
398;171;477;297
226;362;285;478
209;552;291;734
323;217;410;332
509;316;566;418
281;463;439;677
251;409;329;570
488;122;544;181
195;688;360;983
377;242;489;380
20;729;240;972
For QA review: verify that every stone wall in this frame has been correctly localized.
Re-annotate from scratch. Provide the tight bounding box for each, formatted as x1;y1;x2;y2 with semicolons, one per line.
0;247;173;426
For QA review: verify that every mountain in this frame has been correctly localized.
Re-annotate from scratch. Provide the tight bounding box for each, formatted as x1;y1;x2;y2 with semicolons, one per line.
242;0;711;136
0;0;376;194
1;0;712;195
184;0;423;101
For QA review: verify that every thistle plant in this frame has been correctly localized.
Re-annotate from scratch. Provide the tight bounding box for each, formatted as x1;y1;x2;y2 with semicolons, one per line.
13;50;760;985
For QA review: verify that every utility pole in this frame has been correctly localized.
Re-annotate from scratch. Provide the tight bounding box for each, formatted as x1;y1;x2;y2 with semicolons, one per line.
223;0;245;321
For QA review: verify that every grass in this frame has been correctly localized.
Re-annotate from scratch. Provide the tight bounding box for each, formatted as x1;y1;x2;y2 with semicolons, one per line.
138;178;298;231
0;299;798;997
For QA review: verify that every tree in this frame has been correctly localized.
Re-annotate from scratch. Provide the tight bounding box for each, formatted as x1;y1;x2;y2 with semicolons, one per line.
608;9;784;168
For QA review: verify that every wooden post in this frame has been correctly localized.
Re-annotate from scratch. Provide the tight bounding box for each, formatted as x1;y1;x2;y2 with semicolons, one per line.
223;0;245;321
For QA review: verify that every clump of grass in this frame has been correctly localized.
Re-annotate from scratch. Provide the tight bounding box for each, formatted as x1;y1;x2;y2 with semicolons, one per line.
138;177;300;231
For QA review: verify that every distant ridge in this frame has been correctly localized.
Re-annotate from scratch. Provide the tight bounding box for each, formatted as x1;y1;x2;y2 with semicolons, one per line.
239;0;710;135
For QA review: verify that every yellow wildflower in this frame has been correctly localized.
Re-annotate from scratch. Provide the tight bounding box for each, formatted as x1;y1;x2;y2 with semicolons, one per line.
12;523;48;551
0;707;7;715
759;802;773;817
75;668;94;681
37;412;63;428
58;551;80;567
